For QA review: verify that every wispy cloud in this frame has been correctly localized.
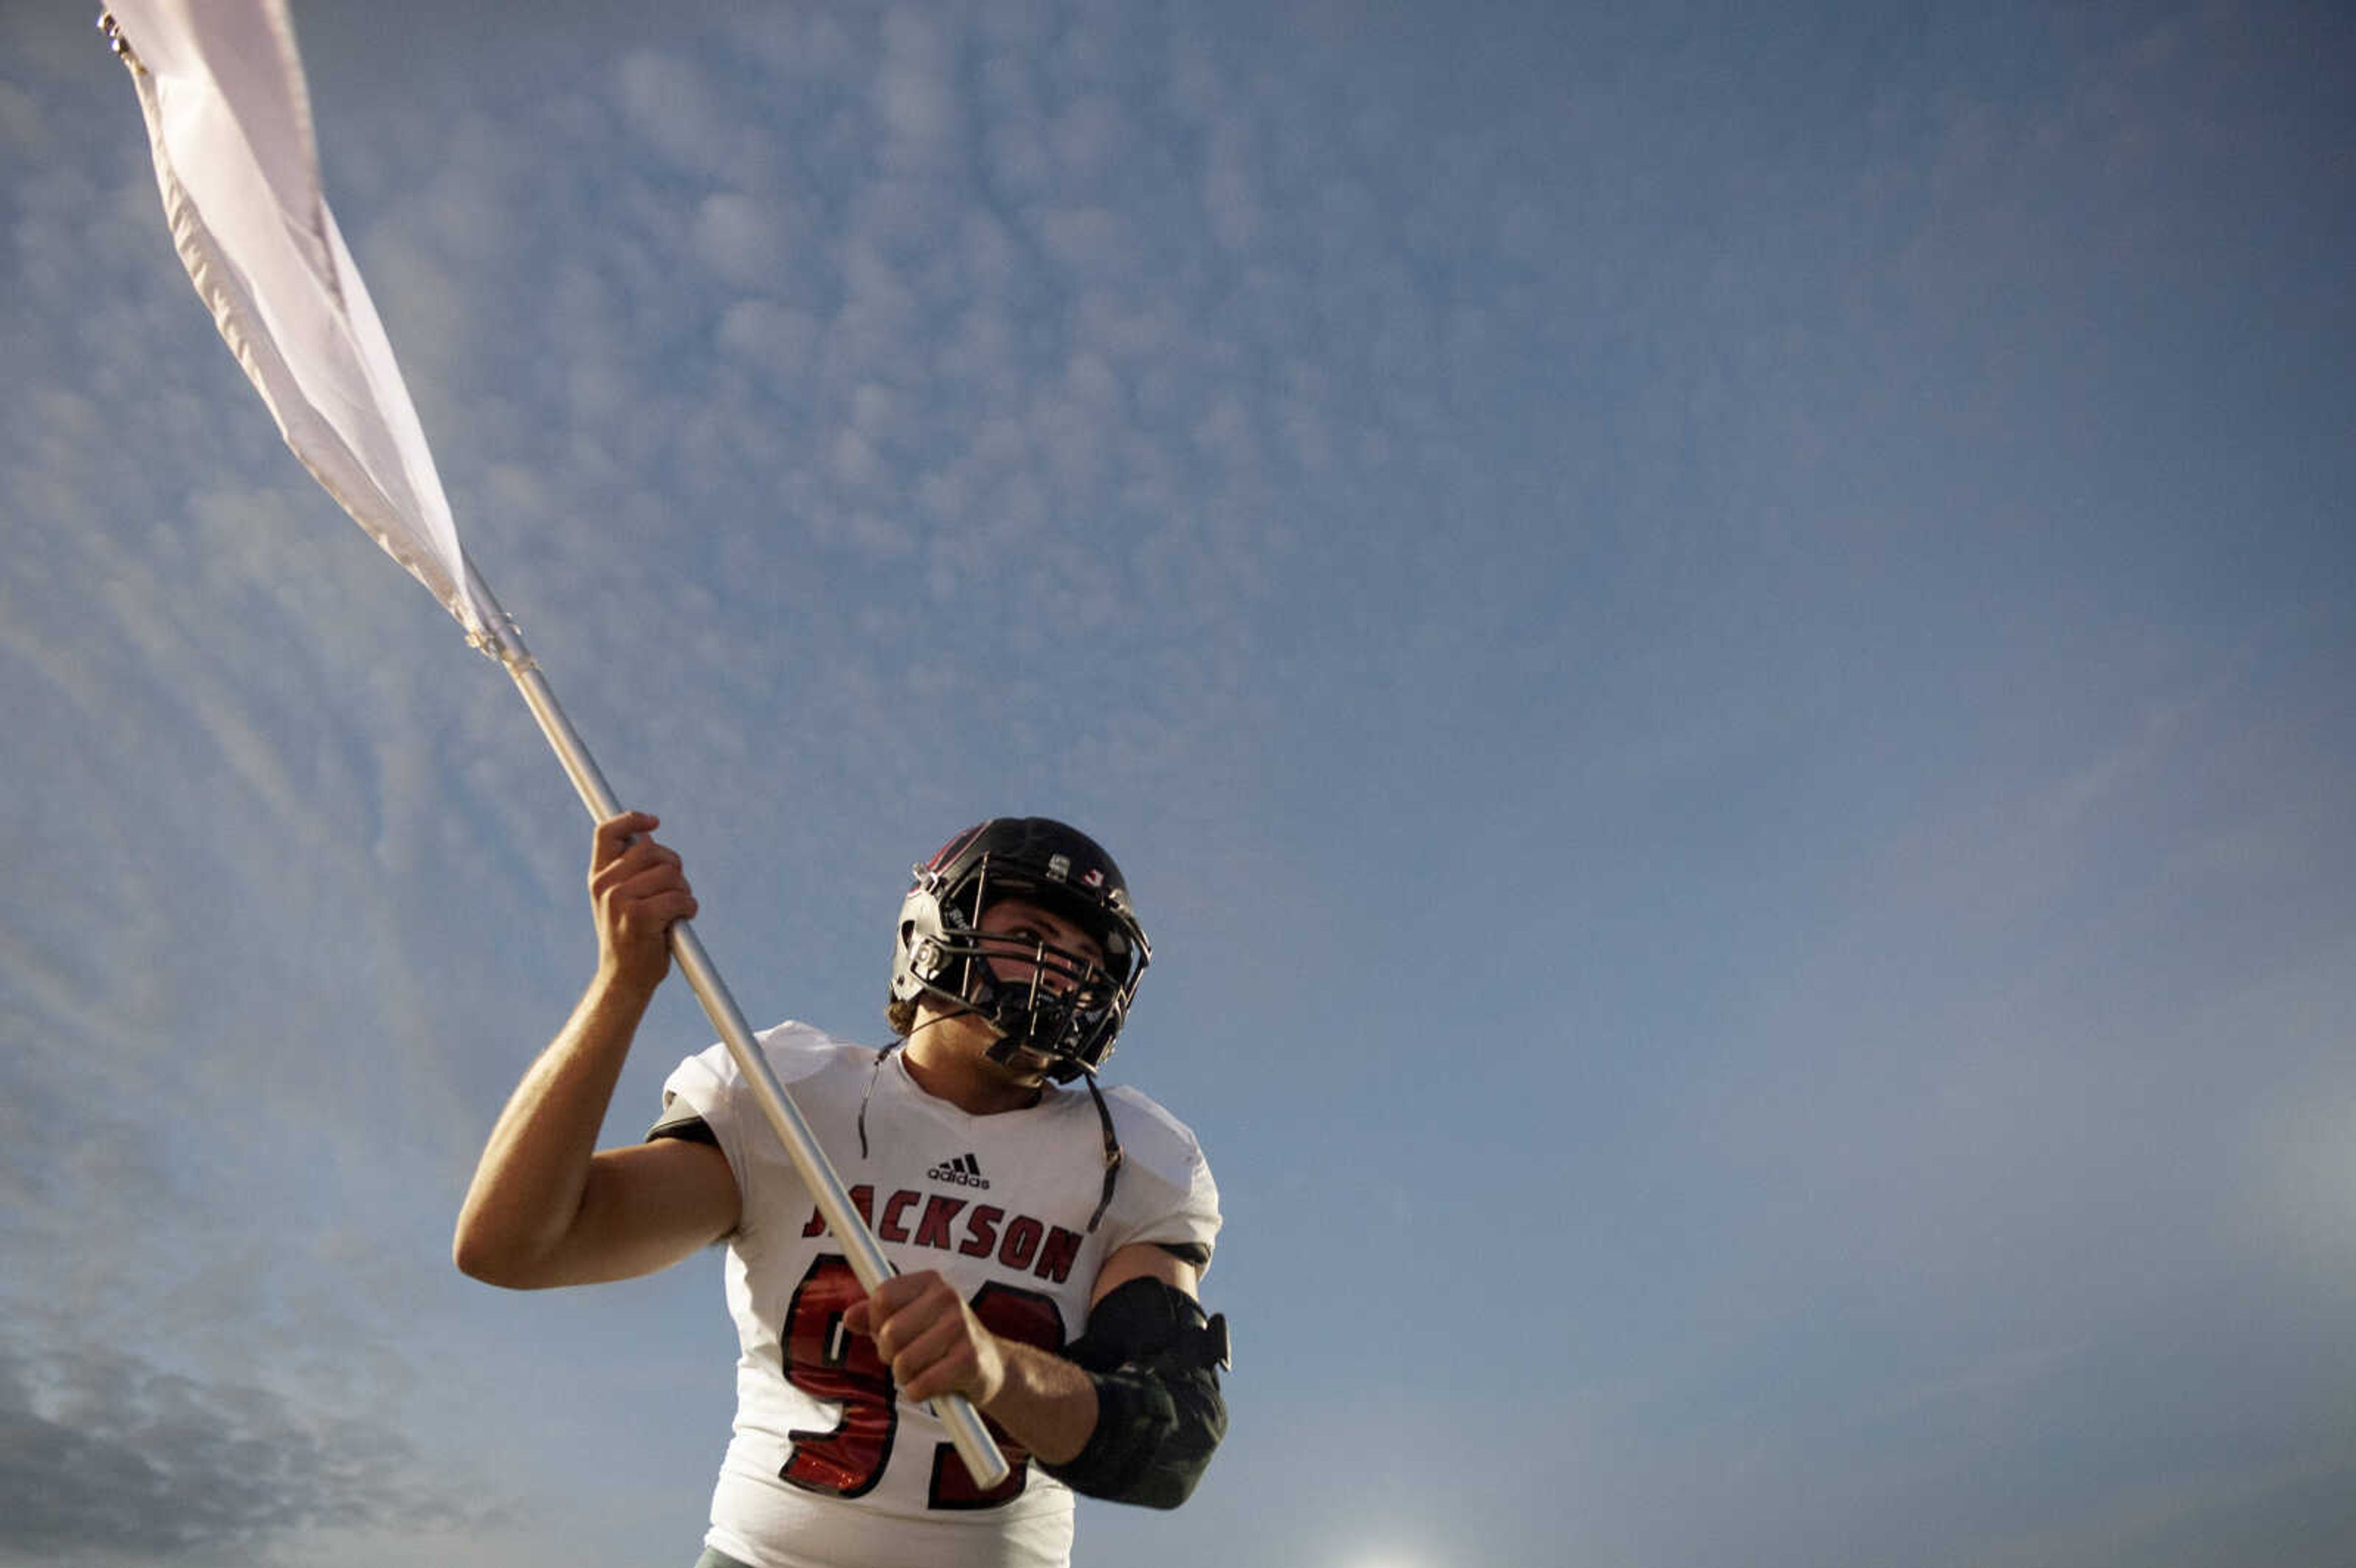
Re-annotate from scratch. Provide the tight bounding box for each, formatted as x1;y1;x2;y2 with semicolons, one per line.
0;1342;489;1567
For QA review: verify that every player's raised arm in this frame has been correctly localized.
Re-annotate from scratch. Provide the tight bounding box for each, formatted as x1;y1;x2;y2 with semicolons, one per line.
453;812;739;1288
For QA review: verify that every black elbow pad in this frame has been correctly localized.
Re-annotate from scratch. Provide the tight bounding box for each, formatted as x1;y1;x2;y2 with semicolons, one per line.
1041;1277;1231;1508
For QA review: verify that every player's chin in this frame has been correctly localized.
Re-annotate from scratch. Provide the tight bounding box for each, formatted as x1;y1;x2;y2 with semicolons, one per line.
990;1042;1056;1081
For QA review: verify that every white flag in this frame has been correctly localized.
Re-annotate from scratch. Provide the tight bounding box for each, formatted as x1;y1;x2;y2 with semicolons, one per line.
107;0;495;645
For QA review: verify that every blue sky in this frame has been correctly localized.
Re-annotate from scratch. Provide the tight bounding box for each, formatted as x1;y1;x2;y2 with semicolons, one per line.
4;2;2353;1564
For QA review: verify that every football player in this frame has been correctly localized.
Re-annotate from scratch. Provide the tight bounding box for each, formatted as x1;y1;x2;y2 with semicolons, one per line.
455;813;1228;1567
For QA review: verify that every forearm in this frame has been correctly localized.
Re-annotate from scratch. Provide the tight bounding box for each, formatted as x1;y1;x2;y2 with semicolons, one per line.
853;1251;1223;1502
977;1337;1101;1467
452;966;656;1282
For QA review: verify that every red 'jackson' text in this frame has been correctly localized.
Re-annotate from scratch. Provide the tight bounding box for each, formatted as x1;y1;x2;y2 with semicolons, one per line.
801;1185;1084;1286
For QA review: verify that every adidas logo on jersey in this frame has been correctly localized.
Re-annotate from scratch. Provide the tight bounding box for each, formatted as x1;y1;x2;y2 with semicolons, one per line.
926;1152;990;1190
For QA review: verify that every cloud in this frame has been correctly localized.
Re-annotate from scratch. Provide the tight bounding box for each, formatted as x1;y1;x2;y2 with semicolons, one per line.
0;82;41;150
612;50;737;177
717;298;821;374
1200;121;1261;253
1049;91;1127;186
693;193;791;288
1036;203;1138;276
0;1342;487;1567
872;7;960;170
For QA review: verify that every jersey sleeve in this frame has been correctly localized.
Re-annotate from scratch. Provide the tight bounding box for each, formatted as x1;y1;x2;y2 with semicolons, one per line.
650;1042;752;1203
1100;1086;1222;1275
646;1023;836;1240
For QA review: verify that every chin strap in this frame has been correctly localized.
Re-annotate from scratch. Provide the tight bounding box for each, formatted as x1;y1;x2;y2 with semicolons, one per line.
857;1038;900;1159
1082;1067;1123;1234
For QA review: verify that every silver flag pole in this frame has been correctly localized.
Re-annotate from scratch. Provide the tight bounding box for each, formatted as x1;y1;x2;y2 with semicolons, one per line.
463;556;1011;1491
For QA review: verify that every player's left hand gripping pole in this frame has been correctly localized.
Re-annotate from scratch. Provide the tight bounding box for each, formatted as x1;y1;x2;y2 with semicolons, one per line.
101;0;1010;1491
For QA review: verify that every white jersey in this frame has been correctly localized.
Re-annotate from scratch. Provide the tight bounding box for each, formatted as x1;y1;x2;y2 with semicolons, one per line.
653;1023;1221;1568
